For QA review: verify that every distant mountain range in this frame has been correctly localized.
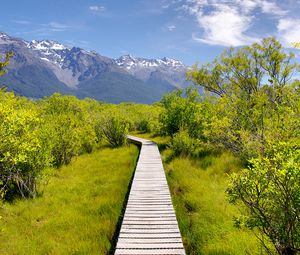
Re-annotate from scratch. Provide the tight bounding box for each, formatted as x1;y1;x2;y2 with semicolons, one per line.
0;32;190;103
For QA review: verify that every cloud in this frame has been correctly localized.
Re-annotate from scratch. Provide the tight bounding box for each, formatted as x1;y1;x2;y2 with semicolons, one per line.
167;25;176;31
277;18;300;47
11;20;31;25
258;1;287;16
181;0;288;46
14;21;74;38
237;0;287;15
46;22;69;32
89;5;105;12
63;39;91;49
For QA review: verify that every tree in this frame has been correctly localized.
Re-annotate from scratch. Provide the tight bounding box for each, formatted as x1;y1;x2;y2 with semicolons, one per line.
100;115;128;147
187;37;297;100
0;52;13;77
187;38;300;160
159;87;204;138
227;143;300;255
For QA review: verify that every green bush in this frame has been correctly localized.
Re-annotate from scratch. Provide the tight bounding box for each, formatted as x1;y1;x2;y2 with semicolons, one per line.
41;94;98;167
227;143;300;254
136;119;151;133
160;88;204;138
0;92;52;198
101;116;128;147
171;130;197;156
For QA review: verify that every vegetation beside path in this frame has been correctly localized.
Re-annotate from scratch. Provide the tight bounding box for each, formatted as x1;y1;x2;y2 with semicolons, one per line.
132;132;261;254
0;145;139;255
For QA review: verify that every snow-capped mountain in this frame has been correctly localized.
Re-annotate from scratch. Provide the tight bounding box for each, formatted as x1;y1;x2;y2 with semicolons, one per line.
115;55;187;88
28;39;68;66
116;54;184;69
0;32;189;103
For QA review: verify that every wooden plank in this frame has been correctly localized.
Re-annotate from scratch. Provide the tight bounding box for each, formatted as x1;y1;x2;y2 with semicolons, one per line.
115;249;185;255
116;243;184;249
118;233;182;239
120;228;180;233
117;238;183;243
124;212;175;216
120;224;180;229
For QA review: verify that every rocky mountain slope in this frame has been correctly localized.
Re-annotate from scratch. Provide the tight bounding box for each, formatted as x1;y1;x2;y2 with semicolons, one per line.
0;32;189;103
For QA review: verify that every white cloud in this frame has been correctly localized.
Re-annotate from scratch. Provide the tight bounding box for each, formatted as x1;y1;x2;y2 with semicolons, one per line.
186;1;259;46
167;25;176;31
237;0;258;13
277;18;300;47
47;22;69;32
182;0;287;46
89;5;105;12
258;1;287;16
12;20;31;25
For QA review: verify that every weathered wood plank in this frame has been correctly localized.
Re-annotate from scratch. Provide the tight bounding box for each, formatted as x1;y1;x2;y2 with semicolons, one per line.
120;228;180;233
115;249;185;255
117;238;183;243
118;233;182;238
116;243;184;249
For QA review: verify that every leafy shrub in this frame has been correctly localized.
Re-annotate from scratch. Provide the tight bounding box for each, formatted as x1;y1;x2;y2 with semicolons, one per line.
101;116;128;147
0;92;52;198
227;143;300;255
136;119;151;133
46;115;82;167
160;88;204;138
41;94;98;167
171;130;197;156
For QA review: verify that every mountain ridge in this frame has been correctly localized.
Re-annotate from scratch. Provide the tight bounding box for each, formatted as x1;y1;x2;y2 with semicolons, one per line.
0;32;189;103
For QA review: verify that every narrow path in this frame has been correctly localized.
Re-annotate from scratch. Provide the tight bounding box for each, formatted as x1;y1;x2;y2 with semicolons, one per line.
114;135;185;255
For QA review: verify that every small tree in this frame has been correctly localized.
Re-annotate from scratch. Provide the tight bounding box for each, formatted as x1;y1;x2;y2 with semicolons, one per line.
0;52;13;77
101;116;128;147
227;143;300;255
159;87;204;138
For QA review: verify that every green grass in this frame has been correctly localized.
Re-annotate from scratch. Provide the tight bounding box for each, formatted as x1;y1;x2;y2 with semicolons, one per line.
0;145;139;255
165;152;262;255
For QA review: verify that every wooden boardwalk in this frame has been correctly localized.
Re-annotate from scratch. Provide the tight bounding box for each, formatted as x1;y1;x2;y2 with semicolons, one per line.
115;135;185;255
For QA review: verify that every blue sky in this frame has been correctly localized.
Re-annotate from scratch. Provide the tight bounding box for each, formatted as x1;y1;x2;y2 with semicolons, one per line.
1;0;300;65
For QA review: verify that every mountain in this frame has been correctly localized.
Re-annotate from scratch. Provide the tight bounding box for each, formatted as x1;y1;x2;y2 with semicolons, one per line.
0;32;189;103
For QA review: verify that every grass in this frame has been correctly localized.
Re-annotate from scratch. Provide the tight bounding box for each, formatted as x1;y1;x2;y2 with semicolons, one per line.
165;153;262;255
131;132;262;254
0;144;139;255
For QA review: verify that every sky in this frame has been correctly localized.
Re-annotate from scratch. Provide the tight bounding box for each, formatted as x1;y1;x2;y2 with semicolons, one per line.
1;0;300;66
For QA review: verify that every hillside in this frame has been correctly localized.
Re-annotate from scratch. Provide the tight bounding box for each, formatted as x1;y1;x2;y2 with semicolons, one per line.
0;32;189;103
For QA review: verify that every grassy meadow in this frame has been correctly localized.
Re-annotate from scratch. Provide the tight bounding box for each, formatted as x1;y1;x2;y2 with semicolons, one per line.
0;144;139;255
166;155;261;255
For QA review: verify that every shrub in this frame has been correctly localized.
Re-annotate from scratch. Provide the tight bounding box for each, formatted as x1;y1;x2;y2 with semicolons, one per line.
160;88;204;138
227;142;300;255
136;119;151;133
171;130;197;156
101;116;128;147
47;115;82;167
41;94;98;167
0;92;52;198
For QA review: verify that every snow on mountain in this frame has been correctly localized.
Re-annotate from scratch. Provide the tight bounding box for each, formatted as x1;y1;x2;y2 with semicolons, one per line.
114;54;186;87
29;39;67;51
115;54;184;70
27;39;69;67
